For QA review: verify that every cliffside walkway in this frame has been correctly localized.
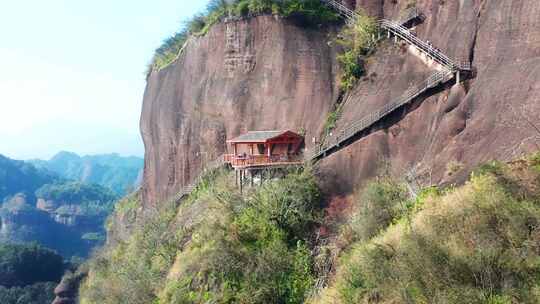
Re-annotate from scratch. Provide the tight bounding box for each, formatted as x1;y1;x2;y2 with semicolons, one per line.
322;0;471;73
310;70;454;160
167;2;474;201
308;0;472;161
170;156;227;203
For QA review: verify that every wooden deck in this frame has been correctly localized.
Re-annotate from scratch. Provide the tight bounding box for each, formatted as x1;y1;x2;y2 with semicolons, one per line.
224;154;303;169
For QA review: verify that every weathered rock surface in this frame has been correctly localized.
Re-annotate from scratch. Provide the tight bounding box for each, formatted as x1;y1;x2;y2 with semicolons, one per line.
141;0;540;204
52;271;87;304
141;15;340;204
319;0;540;192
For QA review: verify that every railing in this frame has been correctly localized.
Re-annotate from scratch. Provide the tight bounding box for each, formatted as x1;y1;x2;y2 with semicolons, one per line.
160;1;470;203
224;154;304;168
169;154;227;203
320;0;471;72
398;7;423;25
379;20;470;71
308;69;454;160
321;0;357;19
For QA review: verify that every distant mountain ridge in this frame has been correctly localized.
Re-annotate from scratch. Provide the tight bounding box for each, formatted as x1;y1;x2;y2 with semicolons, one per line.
0;154;121;258
0;154;59;203
0;153;144;259
29;151;143;196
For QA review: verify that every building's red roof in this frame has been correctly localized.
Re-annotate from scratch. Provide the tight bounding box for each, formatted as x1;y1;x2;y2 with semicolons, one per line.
227;130;303;143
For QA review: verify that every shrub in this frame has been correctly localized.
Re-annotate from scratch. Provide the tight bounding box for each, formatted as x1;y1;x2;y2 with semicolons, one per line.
336;9;378;90
316;159;540;304
322;104;343;136
236;0;251;16
530;151;540;173
348;176;409;241
81;168;322;304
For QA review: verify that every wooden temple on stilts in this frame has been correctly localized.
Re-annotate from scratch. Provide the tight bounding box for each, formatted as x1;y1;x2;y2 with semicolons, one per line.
224;130;304;192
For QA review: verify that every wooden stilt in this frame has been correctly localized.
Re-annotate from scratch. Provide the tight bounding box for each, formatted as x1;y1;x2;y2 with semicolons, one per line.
240;170;243;194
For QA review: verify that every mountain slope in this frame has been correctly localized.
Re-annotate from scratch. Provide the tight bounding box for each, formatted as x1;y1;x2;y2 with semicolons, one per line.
0;154;58;203
30;151;143;196
0;155;118;258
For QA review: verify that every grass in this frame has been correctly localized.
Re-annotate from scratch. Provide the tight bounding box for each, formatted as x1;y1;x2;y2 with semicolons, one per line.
322;103;343;138
312;154;540;304
79;167;323;304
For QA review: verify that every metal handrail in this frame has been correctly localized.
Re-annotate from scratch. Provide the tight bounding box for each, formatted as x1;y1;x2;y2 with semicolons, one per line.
308;69;454;160
320;0;471;72
169;154;227;203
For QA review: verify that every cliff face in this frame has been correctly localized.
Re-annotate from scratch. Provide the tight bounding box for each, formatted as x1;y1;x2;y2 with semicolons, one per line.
141;16;340;204
141;0;540;204
319;0;540;192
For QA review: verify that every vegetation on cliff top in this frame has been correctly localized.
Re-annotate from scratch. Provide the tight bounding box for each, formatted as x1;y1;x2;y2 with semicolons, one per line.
149;0;338;72
80;168;322;304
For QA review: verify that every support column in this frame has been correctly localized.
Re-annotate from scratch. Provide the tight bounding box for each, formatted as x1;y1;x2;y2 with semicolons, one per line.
240;170;243;194
456;71;461;85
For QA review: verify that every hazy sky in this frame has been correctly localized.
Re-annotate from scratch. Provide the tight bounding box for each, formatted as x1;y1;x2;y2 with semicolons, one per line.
0;0;207;160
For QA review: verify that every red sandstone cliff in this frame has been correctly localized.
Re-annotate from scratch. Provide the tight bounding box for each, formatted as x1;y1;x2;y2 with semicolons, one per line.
141;0;540;205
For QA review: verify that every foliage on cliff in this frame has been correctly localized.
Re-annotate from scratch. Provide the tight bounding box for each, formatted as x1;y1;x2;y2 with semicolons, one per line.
311;153;540;304
150;0;338;71
336;9;378;90
79;168;322;304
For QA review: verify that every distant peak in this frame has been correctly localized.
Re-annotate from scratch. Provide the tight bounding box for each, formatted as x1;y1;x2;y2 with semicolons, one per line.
51;151;80;161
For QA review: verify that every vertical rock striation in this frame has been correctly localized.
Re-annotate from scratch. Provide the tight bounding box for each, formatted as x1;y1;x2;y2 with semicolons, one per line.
141;16;339;205
140;0;540;204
